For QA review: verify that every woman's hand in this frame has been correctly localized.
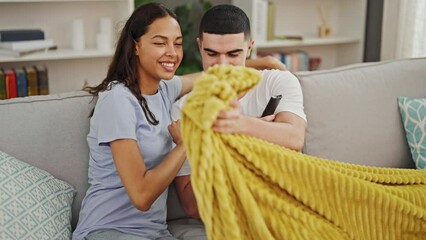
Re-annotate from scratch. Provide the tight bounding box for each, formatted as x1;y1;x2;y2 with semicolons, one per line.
246;56;287;71
168;120;183;145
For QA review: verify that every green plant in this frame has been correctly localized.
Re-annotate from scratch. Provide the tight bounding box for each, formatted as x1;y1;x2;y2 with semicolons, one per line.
174;0;212;75
134;0;212;74
134;0;153;7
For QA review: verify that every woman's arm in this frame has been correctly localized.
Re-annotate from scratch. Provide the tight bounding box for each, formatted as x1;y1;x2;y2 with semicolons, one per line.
178;56;286;98
179;72;202;98
110;121;187;211
246;56;287;70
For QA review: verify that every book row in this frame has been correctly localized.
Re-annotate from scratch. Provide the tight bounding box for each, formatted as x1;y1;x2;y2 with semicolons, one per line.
0;66;49;100
0;29;44;42
258;50;321;72
0;29;57;57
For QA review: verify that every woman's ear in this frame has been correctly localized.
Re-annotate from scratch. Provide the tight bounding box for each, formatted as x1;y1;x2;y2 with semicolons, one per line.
134;40;140;56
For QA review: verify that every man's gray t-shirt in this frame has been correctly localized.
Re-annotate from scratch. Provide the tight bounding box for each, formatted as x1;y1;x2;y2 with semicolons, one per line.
73;77;181;240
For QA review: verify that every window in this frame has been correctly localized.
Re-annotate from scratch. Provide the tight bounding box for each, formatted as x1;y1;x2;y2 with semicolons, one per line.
396;0;426;58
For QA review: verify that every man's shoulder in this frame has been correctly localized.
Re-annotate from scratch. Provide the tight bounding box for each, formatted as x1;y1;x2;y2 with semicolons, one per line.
261;69;296;79
259;69;300;89
171;93;189;120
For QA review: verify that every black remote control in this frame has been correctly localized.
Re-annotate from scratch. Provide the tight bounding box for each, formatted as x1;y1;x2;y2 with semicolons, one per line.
261;95;282;117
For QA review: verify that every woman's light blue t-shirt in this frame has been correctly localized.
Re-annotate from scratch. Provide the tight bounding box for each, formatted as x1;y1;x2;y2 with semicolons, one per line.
73;77;182;240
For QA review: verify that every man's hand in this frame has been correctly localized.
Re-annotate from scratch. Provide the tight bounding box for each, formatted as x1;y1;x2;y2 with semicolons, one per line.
212;99;244;134
212;99;277;134
260;114;275;122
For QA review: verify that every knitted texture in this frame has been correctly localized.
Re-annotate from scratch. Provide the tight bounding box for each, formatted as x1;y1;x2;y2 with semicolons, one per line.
181;65;426;240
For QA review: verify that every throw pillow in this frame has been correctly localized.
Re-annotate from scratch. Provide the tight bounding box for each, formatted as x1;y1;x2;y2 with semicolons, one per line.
397;97;426;169
0;150;75;240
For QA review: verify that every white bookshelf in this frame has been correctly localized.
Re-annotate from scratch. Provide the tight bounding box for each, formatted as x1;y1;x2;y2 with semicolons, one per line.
0;0;134;93
255;37;360;49
0;48;115;62
232;0;367;70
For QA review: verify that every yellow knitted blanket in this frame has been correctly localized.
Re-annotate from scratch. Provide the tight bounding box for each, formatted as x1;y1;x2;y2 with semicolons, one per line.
181;65;426;240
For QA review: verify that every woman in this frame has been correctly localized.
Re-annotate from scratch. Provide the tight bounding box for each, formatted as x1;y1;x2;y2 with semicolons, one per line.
72;3;195;240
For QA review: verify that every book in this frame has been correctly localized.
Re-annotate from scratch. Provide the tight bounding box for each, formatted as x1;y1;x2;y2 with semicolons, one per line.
25;66;39;96
267;1;275;41
0;29;44;42
0;39;54;51
35;66;49;95
274;35;304;41
14;68;28;97
4;69;17;99
254;0;268;42
0;69;5;100
298;51;310;71
0;45;57;57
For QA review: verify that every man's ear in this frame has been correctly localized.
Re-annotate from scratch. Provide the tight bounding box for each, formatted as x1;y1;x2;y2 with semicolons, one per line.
246;39;254;58
196;37;202;51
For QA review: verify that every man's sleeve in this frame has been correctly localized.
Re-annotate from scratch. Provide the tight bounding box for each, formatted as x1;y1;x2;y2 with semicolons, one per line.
171;94;188;121
268;70;307;122
176;159;192;176
172;94;192;176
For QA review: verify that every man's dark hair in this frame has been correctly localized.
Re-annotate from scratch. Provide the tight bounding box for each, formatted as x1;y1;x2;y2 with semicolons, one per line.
199;4;251;40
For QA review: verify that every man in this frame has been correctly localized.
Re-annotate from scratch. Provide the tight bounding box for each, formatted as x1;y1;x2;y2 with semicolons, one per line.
173;4;307;219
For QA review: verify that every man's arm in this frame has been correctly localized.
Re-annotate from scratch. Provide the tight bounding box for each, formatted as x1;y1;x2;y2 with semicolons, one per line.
212;100;306;151
174;175;200;219
171;98;200;219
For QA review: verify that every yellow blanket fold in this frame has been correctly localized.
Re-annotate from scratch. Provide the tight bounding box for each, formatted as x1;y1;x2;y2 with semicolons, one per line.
181;65;426;240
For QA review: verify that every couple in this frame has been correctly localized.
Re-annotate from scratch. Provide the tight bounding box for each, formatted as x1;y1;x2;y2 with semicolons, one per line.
73;3;306;240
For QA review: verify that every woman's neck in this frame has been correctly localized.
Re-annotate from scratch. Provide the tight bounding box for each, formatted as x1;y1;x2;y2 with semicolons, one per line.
139;74;160;95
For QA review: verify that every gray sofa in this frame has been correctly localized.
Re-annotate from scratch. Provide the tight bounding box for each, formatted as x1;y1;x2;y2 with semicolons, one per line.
0;57;425;239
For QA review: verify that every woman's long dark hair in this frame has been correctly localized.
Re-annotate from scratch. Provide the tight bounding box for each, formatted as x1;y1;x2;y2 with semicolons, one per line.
87;3;178;125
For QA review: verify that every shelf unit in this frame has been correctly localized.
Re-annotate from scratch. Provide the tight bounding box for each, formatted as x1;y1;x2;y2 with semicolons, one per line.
0;0;134;94
232;0;367;70
255;37;360;49
0;49;115;62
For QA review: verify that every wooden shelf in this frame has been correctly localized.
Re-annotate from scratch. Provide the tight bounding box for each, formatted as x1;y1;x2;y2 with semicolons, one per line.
0;48;114;63
255;37;360;49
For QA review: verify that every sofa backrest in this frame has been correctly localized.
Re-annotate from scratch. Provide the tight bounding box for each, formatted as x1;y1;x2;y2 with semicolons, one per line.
0;91;94;229
297;57;426;168
1;58;424;230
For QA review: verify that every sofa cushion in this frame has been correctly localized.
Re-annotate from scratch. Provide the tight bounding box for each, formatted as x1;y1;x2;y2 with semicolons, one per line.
398;97;426;169
168;218;206;240
0;91;94;230
0;150;74;239
297;57;426;168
